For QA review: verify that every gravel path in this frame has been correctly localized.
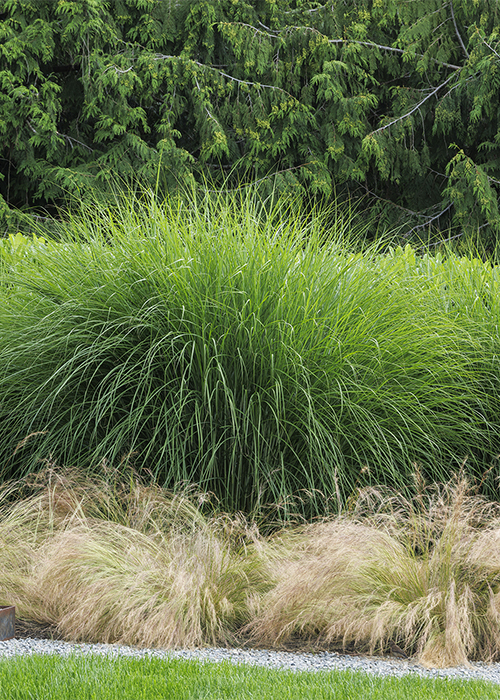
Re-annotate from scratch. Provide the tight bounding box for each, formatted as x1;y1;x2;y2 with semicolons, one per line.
1;636;500;686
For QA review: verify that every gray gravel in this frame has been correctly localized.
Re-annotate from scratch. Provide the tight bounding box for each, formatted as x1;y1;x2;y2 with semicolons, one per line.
1;637;500;686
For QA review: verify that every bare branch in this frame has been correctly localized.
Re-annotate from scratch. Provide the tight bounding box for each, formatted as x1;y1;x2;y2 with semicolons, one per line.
193;75;217;124
405;202;453;236
57;132;94;152
356;181;459;245
486;174;500;187
355;180;444;219
105;64;134;75
28;214;54;222
482;38;500;61
196;63;293;96
221;21;279;37
256;20;278;34
282;3;331;14
27;121;93;153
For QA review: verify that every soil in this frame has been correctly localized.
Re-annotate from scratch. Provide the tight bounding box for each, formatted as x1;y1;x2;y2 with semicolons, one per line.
13;619;64;641
11;620;386;658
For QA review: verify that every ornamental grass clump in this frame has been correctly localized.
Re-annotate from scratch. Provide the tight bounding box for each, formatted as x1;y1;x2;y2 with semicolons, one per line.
246;473;500;668
0;467;265;648
0;187;496;515
3;467;500;666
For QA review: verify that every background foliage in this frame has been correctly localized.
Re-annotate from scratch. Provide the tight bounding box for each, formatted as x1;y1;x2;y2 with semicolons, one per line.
2;0;500;243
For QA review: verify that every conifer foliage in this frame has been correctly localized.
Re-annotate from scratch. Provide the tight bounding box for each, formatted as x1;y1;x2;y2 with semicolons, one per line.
1;0;500;240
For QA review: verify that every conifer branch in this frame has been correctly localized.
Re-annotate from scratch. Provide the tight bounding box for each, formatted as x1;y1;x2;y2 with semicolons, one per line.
449;1;469;59
108;52;297;99
368;73;456;137
151;54;295;98
328;39;461;70
3;0;498;240
221;21;462;71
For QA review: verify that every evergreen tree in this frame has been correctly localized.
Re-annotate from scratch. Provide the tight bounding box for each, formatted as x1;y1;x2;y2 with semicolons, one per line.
1;0;500;243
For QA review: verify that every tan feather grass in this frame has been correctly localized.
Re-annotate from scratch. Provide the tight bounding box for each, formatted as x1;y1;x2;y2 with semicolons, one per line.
245;473;500;667
2;468;500;666
0;466;267;648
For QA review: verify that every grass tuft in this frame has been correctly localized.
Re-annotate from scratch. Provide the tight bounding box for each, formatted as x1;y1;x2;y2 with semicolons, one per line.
0;467;266;648
1;189;500;514
246;472;500;667
2;469;500;666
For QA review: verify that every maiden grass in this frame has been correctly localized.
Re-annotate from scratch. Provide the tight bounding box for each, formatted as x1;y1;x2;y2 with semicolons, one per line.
0;190;499;513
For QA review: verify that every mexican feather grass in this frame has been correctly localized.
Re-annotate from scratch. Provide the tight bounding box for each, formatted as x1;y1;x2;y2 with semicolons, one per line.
2;468;500;666
0;466;266;648
246;471;500;667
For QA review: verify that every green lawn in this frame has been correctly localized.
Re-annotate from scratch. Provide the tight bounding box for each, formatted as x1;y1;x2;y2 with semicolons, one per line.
0;654;497;700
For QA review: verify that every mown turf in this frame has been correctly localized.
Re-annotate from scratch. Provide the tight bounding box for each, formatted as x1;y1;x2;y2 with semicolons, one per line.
0;653;498;700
